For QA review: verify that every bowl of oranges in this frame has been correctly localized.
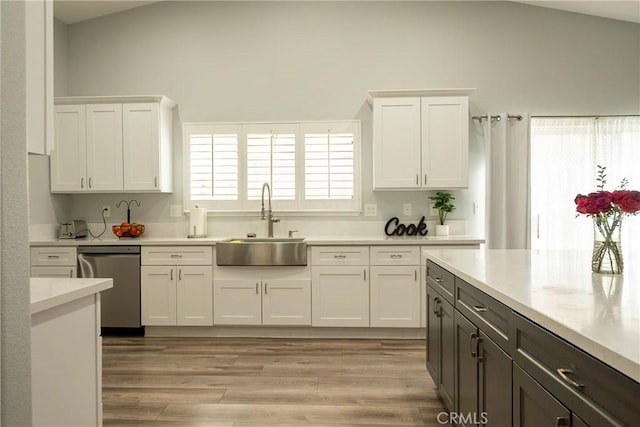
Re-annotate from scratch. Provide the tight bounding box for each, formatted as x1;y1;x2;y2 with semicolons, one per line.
112;221;145;238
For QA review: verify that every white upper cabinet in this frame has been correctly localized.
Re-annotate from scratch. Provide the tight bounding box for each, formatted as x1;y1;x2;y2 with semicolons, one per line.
123;102;173;192
86;103;123;191
372;97;422;189
26;0;54;155
370;89;473;190
50;96;175;193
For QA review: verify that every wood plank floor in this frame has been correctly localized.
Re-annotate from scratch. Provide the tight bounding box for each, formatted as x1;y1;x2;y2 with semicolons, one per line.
102;337;446;426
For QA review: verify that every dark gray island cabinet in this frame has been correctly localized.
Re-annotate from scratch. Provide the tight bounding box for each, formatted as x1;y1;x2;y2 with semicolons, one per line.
425;254;640;427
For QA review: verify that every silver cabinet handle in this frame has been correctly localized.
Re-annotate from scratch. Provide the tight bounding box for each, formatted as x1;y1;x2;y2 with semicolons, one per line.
433;297;441;315
434;277;443;283
414;270;417;281
333;254;346;259
88;177;92;188
473;305;488;313
170;254;183;258
424;174;427;185
264;282;268;294
170;269;173;280
178;269;182;281
556;368;584;389
256;283;259;294
390;254;403;259
69;269;73;278
47;255;60;259
416;174;419;185
81;178;84;189
476;336;484;362
363;269;367;281
154;177;158;188
470;332;478;358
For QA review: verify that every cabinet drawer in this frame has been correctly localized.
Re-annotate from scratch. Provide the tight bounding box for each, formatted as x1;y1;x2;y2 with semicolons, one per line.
311;246;369;266
31;266;77;278
425;260;455;304
370;246;420;265
30;246;77;266
455;277;511;350
142;246;212;265
512;313;640;427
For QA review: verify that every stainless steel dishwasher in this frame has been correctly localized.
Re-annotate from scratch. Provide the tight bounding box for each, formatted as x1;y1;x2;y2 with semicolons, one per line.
78;246;143;336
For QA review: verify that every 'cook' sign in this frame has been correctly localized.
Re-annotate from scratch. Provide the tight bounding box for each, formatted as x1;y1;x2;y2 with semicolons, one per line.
384;216;428;237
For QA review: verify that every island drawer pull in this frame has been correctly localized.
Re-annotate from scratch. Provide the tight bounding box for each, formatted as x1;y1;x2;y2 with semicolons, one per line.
333;254;346;259
556;368;584;389
170;254;183;258
390;254;403;259
47;255;60;259
473;305;488;313
433;277;443;283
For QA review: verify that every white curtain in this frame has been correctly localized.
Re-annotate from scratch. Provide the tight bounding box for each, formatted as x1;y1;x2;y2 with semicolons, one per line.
484;113;531;249
530;117;640;253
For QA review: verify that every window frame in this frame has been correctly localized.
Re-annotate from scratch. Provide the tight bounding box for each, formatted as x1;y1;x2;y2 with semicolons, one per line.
182;120;362;215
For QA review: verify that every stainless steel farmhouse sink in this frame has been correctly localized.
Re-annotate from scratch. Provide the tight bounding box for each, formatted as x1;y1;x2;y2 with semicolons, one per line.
216;237;307;266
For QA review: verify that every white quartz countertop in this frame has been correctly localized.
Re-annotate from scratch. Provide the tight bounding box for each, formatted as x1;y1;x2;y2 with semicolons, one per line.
31;235;484;246
422;248;640;382
31;278;113;314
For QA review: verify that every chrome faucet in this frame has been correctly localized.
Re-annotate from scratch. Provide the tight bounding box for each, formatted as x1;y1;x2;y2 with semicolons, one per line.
261;182;280;237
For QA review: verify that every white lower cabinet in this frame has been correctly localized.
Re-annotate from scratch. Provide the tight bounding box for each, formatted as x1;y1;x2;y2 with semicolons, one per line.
312;266;369;327
213;267;311;326
370;246;421;327
30;246;77;278
141;246;213;326
370;265;420;327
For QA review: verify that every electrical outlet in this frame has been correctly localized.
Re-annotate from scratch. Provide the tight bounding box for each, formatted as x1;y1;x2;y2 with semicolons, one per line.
403;203;412;217
429;204;438;217
102;206;111;218
170;204;183;217
364;204;377;217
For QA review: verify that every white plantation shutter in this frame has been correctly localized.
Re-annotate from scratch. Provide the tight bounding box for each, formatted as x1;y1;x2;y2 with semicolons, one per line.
246;130;296;201
187;124;239;203
305;132;354;200
184;121;360;212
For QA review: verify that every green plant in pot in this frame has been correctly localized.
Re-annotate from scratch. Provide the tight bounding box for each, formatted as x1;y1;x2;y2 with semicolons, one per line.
429;191;456;236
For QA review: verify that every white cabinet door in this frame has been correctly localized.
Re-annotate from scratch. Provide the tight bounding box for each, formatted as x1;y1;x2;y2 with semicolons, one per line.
86;103;123;191
141;266;176;326
214;280;262;325
25;0;53;155
31;266;77;278
262;279;311;326
373;97;422;189
370;266;421;327
51;105;86;192
176;266;213;326
312;266;369;327
123;103;163;191
421;96;469;188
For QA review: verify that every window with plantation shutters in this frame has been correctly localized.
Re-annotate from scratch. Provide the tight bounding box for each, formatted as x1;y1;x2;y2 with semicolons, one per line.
187;125;239;202
183;121;361;213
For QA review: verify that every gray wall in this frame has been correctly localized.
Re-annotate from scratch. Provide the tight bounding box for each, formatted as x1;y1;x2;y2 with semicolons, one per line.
31;1;640;236
1;0;33;424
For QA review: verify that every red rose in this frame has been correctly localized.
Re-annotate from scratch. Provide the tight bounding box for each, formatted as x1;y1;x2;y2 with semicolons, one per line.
586;191;613;214
611;190;630;204
618;190;640;214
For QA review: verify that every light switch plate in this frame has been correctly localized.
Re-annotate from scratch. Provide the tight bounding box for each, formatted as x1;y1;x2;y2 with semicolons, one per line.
429;204;438;217
364;204;377;217
102;206;111;218
170;204;183;217
403;203;412;217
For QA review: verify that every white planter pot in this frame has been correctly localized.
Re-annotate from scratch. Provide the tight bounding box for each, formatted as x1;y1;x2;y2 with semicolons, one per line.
435;224;450;236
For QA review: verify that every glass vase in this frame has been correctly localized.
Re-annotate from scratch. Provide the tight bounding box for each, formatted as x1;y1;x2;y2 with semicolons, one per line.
592;219;623;274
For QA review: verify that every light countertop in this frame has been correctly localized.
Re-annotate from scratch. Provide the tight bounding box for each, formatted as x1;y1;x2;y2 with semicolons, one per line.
422;248;639;382
30;235;485;246
31;278;113;314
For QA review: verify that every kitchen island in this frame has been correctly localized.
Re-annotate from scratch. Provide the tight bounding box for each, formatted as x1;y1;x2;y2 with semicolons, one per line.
423;248;639;426
31;277;113;427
